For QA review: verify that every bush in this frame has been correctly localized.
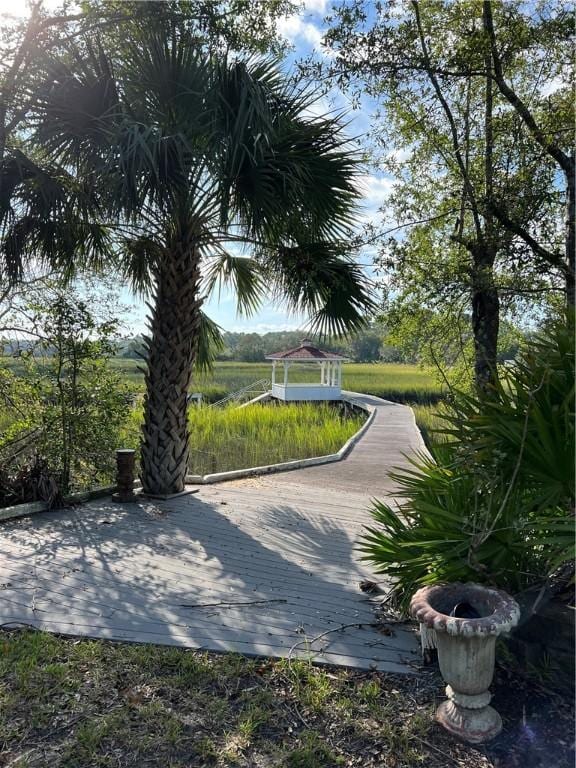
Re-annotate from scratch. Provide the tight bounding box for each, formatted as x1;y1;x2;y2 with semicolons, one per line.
0;285;133;503
360;315;575;612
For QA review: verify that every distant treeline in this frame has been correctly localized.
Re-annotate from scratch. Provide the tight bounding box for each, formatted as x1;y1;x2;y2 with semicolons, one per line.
4;322;523;365
116;326;412;363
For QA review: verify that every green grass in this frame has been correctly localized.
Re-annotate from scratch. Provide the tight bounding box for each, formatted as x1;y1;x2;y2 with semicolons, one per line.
412;403;452;449
2;628;549;768
1;356;443;404
187;402;365;475
39;359;442;404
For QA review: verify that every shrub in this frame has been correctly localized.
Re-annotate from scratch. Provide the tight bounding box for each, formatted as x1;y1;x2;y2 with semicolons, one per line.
360;315;575;612
0;285;133;503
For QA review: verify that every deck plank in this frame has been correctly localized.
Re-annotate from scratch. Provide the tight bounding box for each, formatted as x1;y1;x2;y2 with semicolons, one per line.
0;393;423;671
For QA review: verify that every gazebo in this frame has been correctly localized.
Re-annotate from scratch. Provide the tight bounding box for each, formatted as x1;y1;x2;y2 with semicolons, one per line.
266;339;348;401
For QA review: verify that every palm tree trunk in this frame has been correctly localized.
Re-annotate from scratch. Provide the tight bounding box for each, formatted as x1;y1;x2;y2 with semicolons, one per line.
140;229;202;496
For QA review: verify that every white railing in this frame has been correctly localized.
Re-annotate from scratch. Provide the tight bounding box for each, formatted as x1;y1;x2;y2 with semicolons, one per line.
209;379;271;408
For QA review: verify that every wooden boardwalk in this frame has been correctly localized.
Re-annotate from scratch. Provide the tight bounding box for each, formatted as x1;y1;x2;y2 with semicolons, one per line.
0;393;426;672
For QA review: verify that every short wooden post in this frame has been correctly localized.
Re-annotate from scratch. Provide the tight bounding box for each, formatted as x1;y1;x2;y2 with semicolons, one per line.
112;449;138;503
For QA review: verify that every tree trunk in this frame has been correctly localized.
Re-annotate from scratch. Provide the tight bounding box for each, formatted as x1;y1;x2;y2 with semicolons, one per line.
471;252;500;394
566;158;575;308
471;31;500;396
140;227;203;496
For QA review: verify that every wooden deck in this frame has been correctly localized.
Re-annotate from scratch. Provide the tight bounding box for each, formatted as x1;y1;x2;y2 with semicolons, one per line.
0;393;427;672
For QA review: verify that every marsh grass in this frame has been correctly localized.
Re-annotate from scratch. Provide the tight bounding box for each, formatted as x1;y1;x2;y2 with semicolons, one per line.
411;402;452;449
187;402;365;475
24;359;441;404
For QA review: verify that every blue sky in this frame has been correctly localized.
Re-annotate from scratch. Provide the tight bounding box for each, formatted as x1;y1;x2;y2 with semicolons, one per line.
117;0;394;336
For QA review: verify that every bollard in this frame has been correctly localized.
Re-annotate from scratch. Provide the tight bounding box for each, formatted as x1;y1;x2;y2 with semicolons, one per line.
112;449;138;503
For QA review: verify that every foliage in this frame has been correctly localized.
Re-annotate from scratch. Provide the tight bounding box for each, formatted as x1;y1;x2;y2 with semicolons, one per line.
0;283;132;501
0;0;294;284
0;454;59;508
186;402;365;476
385;307;527;390
360;316;575;611
26;19;376;334
444;315;575;513
320;0;574;388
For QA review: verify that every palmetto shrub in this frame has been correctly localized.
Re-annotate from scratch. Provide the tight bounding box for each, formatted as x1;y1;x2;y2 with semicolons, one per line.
360;315;575;612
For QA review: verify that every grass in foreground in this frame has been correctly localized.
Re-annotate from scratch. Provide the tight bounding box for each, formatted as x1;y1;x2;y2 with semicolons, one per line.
187;402;365;475
3;629;572;768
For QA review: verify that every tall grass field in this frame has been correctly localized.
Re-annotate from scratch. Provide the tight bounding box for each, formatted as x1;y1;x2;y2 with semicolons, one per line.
0;357;442;401
1;357;447;467
106;359;448;452
94;359;444;404
186;402;366;475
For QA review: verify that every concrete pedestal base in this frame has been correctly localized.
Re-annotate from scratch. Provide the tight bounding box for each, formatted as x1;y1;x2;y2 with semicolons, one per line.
437;692;502;744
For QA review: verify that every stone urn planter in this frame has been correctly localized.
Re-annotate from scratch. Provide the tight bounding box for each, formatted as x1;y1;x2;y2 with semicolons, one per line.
410;582;520;744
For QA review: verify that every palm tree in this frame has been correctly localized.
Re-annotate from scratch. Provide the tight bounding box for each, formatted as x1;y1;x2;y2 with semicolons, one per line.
30;22;375;496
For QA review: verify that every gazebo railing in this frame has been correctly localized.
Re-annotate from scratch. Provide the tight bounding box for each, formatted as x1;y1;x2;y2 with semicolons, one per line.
208;379;271;408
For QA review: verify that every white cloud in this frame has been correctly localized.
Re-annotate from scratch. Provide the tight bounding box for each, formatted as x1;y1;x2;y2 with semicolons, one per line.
230;322;303;333
302;0;328;12
385;147;412;164
277;14;324;47
540;76;564;97
300;96;332;120
352;174;396;230
358;174;396;208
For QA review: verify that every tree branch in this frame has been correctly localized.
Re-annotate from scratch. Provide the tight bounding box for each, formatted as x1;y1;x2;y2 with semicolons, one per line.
411;0;483;240
486;201;566;272
482;0;573;175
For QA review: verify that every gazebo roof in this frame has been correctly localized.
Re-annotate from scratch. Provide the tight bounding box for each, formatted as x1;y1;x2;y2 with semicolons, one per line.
266;339;348;362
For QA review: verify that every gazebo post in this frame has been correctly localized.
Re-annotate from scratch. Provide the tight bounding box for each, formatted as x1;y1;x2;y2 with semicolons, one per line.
265;339;348;401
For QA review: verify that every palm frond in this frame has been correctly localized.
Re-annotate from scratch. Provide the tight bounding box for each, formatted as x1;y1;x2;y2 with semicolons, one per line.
1;215;111;283
194;311;225;374
121;234;162;294
266;243;377;337
34;40;120;168
203;252;266;316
